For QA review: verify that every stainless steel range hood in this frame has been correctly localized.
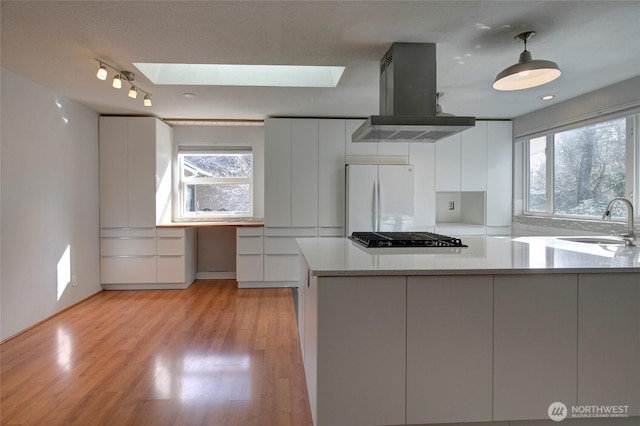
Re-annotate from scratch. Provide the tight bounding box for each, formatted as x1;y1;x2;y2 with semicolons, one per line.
352;43;475;143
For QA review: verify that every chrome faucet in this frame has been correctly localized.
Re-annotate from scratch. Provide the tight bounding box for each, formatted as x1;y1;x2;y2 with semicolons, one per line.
602;197;636;246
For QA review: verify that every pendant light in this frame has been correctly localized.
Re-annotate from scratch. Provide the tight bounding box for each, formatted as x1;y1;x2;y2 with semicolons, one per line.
96;62;108;80
112;74;122;89
493;31;561;91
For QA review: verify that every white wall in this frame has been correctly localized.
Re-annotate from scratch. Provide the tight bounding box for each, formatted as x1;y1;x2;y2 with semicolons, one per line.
1;68;101;341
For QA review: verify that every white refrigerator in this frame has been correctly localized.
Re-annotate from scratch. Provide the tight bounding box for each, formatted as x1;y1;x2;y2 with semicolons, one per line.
346;164;415;234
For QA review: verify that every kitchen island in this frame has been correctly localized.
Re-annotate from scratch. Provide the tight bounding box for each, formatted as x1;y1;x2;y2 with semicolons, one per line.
296;236;640;426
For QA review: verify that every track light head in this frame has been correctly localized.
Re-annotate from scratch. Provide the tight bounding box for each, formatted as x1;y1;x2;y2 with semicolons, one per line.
128;85;138;99
96;63;108;80
112;74;122;89
143;95;152;107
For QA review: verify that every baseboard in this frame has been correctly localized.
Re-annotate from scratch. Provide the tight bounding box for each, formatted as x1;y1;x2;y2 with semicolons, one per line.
0;289;104;344
196;271;236;279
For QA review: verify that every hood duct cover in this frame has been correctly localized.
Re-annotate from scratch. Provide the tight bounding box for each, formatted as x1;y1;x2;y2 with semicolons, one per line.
352;43;475;143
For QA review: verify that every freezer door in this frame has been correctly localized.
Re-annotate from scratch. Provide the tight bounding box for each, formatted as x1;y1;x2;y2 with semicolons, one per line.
346;164;378;234
378;165;415;231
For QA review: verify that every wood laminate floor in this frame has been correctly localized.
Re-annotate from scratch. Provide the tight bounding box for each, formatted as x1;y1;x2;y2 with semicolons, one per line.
0;280;313;425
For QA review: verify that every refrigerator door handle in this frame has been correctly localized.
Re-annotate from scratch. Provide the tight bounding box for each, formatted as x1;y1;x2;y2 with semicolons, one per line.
372;180;378;232
377;179;382;231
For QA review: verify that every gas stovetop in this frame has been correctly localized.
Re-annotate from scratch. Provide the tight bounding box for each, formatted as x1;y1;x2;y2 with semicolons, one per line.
349;231;467;248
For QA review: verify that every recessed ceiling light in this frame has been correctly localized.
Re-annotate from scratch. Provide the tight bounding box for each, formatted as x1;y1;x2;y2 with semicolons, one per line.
540;94;556;101
133;63;345;88
183;93;196;99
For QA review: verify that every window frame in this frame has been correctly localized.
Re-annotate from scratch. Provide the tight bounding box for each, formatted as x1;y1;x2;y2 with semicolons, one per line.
177;149;254;220
523;115;637;220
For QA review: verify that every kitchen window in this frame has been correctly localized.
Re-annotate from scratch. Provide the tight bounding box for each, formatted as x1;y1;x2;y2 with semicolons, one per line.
524;116;636;218
177;149;253;219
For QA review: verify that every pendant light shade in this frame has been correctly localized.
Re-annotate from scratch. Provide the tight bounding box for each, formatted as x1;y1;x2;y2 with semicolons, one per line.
493;31;561;91
96;63;108;80
128;85;138;99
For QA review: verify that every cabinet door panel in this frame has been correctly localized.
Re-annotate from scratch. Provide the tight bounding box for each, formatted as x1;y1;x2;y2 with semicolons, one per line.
291;119;318;227
264;119;292;226
157;236;185;255
99;117;129;227
127;118;156;227
435;133;461;191
316;276;406;426
460;121;487;191
264;254;298;282
578;273;640;415
318;120;346;228
494;274;577;420
101;256;156;283
407;276;493;424
236;255;263;282
157;255;186;283
486;121;512;227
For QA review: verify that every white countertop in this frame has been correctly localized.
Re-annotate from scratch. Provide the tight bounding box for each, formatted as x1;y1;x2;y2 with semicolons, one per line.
296;236;640;276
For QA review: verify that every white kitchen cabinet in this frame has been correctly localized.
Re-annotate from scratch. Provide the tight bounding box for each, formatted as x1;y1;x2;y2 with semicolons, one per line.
292;119;319;227
264;118;292;227
578;273;640;415
156;228;196;286
345;119;375;156
263;227;315;286
460;120;488;191
318;119;346;234
264;118;318;227
494;274;577;421
409;143;436;228
99;117;172;228
236;227;264;284
100;228;157;285
434;133;462;191
486;120;513;230
311;275;406;426
407;275;493;424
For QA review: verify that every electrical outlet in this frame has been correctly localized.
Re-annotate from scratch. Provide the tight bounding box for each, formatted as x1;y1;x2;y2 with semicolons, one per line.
448;201;455;210
72;274;78;287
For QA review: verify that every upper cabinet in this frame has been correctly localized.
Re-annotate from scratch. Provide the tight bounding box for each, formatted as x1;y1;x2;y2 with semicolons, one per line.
319;120;347;230
99;117;172;228
264;118;319;227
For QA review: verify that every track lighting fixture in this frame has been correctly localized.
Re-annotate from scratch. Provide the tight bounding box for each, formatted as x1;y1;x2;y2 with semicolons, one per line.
96;63;108;80
94;59;153;106
493;31;561;91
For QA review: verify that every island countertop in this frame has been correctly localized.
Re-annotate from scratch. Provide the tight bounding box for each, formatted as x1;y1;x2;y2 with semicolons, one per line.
296;236;640;276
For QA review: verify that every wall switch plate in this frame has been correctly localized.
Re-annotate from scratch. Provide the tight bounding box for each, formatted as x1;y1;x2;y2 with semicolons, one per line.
72;274;78;287
448;201;455;210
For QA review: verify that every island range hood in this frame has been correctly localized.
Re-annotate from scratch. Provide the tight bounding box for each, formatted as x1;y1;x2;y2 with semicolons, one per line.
352;43;475;143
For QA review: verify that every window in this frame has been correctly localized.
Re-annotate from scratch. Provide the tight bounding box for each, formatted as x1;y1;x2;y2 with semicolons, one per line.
525;117;635;218
178;150;253;219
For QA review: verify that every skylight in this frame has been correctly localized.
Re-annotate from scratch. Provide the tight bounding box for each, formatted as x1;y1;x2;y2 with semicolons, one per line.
133;63;345;88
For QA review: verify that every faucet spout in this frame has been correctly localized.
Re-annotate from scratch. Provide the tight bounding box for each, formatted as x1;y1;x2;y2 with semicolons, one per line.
602;197;636;246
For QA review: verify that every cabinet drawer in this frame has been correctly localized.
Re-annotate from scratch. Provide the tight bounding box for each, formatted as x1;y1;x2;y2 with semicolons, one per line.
157;255;186;283
264;237;299;254
236;236;263;254
100;237;156;256
101;256;156;284
264;254;299;281
100;227;156;238
236;255;264;281
156;228;185;237
157;236;185;255
264;227;316;237
237;226;264;237
319;227;345;237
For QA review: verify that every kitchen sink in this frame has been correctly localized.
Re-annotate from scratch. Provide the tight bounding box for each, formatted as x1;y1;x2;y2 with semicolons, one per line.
558;236;626;245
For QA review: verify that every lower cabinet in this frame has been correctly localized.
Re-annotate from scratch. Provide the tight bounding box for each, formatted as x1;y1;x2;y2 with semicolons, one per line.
493;274;578;420
406;276;493;424
236;227;264;284
578;273;640;415
100;227;196;289
310;276;406;426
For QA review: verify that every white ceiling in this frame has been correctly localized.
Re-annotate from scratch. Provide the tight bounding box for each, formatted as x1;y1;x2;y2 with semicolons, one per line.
2;0;640;121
